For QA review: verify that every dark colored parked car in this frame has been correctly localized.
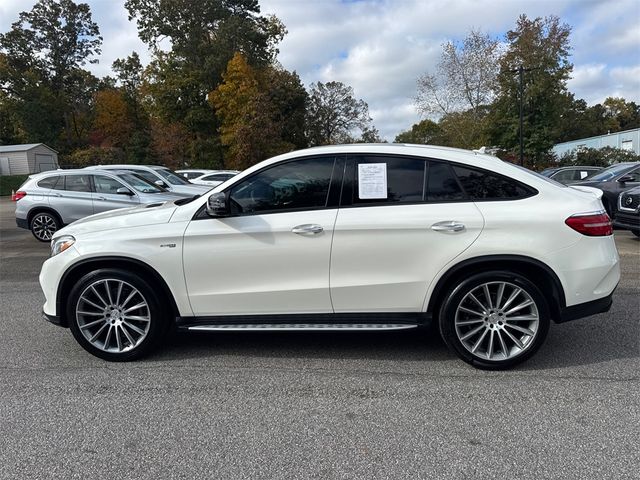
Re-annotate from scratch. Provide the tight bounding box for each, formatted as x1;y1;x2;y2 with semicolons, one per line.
570;162;640;216
540;166;602;184
614;186;640;237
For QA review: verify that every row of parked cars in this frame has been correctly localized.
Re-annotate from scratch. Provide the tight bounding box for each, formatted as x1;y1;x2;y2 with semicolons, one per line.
540;163;640;237
14;165;239;241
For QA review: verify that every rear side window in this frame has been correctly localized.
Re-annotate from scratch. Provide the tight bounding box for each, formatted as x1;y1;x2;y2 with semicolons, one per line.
64;175;92;192
452;165;534;200
352;156;425;204
427;162;465;201
37;176;59;189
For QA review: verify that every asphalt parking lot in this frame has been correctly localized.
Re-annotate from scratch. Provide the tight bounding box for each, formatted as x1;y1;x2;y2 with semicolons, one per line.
0;197;638;480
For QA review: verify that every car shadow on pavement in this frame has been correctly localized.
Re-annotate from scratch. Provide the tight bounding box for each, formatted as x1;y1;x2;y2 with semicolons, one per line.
151;326;455;364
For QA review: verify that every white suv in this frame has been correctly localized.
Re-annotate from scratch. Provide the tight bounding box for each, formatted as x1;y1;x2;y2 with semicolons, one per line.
39;145;620;369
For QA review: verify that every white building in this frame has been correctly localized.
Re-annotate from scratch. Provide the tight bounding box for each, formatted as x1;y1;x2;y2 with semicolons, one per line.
552;127;640;158
0;143;59;175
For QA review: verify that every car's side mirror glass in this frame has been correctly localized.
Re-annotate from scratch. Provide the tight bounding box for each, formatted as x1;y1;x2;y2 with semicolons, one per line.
116;187;134;196
155;180;167;187
618;175;634;183
206;192;229;217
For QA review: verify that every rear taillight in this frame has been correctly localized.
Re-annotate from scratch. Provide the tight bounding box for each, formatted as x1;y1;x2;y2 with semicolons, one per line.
14;191;27;201
565;212;612;236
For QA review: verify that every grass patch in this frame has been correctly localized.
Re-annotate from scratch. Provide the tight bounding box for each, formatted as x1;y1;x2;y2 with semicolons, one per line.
0;174;30;196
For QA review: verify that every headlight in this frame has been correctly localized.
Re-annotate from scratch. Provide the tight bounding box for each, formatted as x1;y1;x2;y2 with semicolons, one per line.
50;235;75;257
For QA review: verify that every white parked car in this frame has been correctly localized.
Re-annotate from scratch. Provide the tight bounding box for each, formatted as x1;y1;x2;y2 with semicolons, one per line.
190;170;240;187
40;144;619;369
175;169;216;180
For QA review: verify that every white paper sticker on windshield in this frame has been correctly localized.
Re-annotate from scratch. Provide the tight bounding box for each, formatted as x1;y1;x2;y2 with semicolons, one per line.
358;163;387;199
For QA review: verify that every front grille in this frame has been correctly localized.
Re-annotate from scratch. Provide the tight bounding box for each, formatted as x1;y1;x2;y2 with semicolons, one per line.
618;192;640;213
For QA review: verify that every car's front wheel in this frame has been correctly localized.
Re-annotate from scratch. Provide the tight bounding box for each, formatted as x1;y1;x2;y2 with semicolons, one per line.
67;269;169;361
439;271;550;369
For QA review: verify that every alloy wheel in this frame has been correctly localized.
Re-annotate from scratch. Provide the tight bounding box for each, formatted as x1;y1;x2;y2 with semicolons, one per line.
454;281;540;361
32;213;57;241
75;279;151;353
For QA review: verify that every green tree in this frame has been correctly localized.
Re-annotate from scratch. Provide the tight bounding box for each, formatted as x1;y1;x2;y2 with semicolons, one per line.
305;81;373;146
125;0;285;166
487;15;572;166
0;0;102;151
395;119;441;144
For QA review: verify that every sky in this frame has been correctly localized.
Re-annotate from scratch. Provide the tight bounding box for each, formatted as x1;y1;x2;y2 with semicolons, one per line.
1;0;639;141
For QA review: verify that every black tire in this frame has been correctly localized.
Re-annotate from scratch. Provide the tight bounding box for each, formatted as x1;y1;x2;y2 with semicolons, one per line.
67;268;169;361
438;271;550;370
30;211;60;242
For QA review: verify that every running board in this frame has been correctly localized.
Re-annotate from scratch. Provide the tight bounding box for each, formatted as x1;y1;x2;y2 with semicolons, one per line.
186;323;419;332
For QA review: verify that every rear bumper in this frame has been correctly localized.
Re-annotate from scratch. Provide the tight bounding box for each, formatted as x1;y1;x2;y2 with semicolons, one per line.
16;217;28;229
557;287;616;323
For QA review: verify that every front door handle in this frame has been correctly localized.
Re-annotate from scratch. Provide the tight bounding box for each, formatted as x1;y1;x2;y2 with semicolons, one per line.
96;196;107;201
431;221;466;232
292;224;324;235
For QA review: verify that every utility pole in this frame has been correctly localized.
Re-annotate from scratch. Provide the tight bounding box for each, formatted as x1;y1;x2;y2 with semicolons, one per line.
510;65;534;166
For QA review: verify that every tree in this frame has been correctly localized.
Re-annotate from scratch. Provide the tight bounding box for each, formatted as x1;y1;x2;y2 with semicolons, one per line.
558;146;640;167
91;89;133;148
487;15;572;166
305;81;372;145
125;0;286;166
0;0;102;152
416;30;501;117
415;30;500;148
395;119;441;144
209;53;295;169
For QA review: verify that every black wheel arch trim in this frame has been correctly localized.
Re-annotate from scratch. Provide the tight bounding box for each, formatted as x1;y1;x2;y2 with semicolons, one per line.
27;207;64;226
55;256;180;328
426;254;567;322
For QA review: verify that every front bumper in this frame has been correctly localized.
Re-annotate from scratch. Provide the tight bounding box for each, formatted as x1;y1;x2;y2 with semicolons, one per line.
613;211;639;232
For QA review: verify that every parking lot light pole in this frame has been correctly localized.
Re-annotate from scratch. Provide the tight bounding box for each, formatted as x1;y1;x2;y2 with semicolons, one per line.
510;65;534;166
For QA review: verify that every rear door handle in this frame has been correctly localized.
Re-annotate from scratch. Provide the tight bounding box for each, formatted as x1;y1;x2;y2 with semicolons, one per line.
431;221;466;232
96;196;107;201
292;224;324;235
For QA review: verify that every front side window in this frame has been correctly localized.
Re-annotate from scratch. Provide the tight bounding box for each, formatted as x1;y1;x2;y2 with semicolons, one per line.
452;165;534;200
229;157;335;215
93;175;126;194
64;175;91;192
118;173;164;193
352;156;425;204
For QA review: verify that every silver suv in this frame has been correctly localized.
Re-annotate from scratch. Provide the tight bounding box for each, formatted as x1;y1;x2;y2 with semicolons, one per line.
85;165;211;196
15;169;186;241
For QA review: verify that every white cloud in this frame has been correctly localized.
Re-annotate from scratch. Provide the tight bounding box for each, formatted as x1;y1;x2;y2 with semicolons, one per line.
1;0;638;140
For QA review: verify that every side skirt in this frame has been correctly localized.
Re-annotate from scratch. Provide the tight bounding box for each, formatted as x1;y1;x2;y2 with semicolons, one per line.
176;312;431;332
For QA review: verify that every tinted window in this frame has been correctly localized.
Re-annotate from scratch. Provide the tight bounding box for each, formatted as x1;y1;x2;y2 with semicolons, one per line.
353;156;425;204
129;169;161;185
64;175;91;192
625;168;640;182
93;175;125;194
427;162;465;201
550;169;576;183
587;164;636;182
229;157;335;214
202;173;235;182
37;176;59;189
453;165;532;200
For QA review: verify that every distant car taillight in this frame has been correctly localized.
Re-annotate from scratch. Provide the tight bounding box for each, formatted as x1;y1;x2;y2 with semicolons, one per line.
14;191;27;201
565;212;613;236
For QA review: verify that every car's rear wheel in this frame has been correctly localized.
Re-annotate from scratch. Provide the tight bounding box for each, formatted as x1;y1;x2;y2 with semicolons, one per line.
439;271;550;370
30;211;60;242
68;269;169;361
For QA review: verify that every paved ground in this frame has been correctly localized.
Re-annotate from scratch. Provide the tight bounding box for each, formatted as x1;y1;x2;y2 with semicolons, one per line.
0;197;638;480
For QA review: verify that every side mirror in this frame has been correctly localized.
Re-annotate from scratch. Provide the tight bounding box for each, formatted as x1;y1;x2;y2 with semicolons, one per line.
116;187;134;196
206;192;229;217
155;180;167;187
618;175;634;184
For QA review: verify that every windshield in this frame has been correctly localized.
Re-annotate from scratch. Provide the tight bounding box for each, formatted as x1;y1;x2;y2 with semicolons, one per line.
118;173;165;193
584;164;634;182
155;168;191;185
